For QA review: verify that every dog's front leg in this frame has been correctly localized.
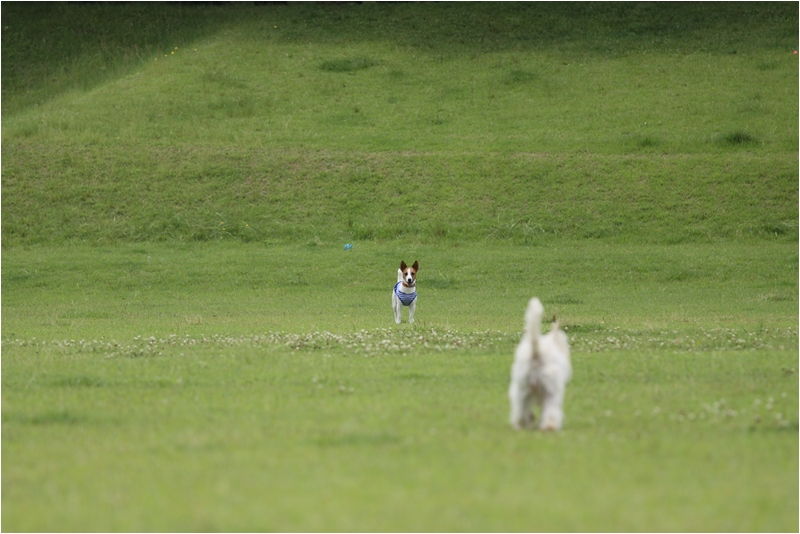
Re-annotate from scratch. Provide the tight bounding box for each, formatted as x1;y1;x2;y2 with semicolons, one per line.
407;300;416;323
392;294;402;324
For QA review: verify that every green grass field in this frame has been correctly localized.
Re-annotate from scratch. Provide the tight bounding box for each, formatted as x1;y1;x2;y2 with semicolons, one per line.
2;3;798;532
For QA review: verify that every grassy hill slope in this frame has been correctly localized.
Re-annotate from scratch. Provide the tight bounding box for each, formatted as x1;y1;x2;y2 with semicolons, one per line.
2;2;797;246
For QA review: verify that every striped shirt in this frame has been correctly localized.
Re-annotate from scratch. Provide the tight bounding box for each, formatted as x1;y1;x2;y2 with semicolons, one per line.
394;281;417;306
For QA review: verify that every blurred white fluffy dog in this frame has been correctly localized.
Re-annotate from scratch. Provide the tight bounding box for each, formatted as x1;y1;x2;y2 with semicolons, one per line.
508;298;572;431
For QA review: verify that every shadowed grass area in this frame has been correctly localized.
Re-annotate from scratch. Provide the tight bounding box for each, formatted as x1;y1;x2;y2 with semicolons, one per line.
3;2;796;118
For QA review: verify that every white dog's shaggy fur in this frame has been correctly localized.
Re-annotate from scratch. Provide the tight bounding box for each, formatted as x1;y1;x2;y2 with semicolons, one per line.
508;298;572;431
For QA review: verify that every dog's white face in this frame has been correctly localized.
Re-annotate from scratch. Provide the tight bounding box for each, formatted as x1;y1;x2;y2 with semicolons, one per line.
400;261;418;286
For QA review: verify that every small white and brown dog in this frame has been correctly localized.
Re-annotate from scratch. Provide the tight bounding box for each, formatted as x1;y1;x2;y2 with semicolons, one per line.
509;297;572;431
392;260;418;324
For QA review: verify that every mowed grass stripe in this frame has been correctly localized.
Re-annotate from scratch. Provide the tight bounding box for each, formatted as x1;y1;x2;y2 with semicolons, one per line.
2;241;797;339
2;146;797;245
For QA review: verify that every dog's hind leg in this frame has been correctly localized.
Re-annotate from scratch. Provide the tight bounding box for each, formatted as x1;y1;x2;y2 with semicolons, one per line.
509;383;534;429
539;392;565;431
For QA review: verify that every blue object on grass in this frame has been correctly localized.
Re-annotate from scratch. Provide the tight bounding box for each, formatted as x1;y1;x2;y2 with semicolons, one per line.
344;243;353;250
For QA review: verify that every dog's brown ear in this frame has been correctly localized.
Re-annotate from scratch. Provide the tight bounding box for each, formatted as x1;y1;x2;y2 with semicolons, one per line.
412;261;419;271
400;261;407;271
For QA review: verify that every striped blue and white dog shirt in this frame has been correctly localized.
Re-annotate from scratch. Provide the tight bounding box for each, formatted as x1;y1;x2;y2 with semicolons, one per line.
394;281;417;306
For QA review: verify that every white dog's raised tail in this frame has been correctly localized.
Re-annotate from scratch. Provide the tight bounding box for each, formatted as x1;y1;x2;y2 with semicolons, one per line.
509;297;572;431
524;297;544;358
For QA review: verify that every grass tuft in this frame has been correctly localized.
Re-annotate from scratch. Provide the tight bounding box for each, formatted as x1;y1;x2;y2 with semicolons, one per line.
504;69;537;84
721;130;759;146
319;57;377;73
